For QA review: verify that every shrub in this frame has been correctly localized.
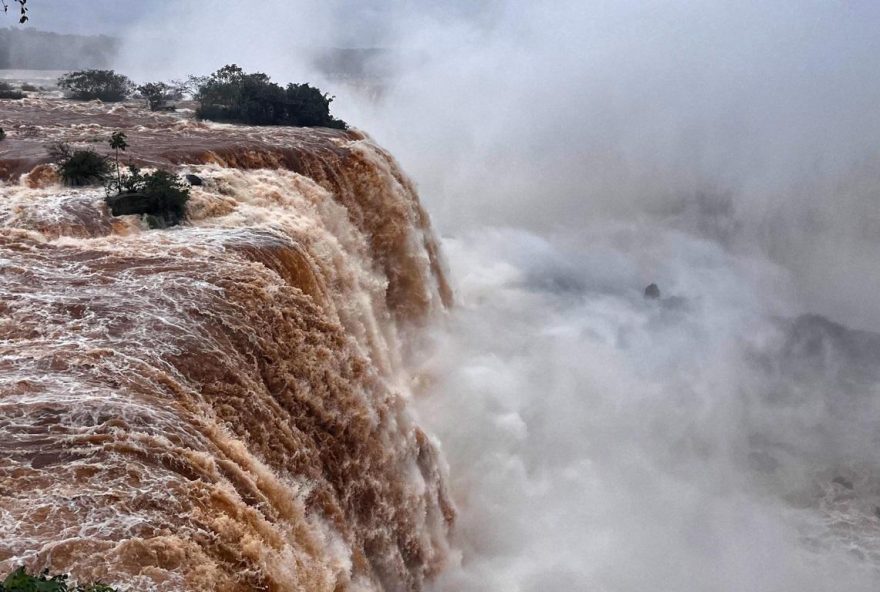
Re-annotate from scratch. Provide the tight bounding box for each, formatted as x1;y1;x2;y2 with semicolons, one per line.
136;81;177;111
0;566;118;592
106;166;190;228
20;83;38;92
138;170;190;227
194;64;347;129
0;81;24;99
49;143;112;186
284;83;345;127
57;70;133;102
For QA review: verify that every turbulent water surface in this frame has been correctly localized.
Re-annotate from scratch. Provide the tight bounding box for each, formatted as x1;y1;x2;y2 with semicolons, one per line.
0;98;453;591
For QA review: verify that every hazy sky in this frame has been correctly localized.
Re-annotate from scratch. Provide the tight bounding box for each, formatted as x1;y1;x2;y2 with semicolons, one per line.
5;0;154;35
6;0;398;43
11;0;880;36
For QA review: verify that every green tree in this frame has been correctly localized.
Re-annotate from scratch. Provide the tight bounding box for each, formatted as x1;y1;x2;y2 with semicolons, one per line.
57;70;133;102
105;167;191;228
136;82;173;111
194;64;347;129
108;131;127;188
285;83;342;127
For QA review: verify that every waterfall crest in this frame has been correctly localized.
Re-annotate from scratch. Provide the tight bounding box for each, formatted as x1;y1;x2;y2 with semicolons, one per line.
0;99;453;592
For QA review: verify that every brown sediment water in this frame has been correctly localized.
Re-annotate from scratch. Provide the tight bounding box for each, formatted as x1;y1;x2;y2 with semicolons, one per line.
0;98;454;591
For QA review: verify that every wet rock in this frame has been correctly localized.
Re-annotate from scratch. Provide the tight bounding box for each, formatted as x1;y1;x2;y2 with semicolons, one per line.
832;476;854;490
106;192;162;216
185;174;203;186
644;283;660;299
105;192;184;228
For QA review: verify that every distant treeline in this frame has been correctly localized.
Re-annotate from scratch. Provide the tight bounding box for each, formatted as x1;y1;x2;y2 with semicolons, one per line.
0;28;118;70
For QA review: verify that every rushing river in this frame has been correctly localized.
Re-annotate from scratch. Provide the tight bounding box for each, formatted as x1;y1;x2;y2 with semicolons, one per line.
0;96;452;591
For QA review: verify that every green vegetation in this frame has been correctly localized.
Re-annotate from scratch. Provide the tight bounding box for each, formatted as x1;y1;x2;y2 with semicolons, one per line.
0;81;24;99
285;83;347;128
100;132;190;228
194;64;347;129
0;566;118;592
108;131;127;188
57;70;133;102
135;82;176;111
49;143;112;187
106;165;190;228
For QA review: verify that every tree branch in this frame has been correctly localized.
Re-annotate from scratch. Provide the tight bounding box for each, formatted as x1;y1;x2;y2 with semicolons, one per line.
1;0;28;24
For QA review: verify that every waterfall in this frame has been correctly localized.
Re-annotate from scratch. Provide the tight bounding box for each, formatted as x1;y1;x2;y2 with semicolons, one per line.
0;98;452;591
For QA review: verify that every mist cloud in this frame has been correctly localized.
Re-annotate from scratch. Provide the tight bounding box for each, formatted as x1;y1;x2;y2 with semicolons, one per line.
334;1;880;326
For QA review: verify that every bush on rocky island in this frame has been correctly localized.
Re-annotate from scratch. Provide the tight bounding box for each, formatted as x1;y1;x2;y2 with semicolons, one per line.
0;81;24;99
0;566;118;592
49;143;112;187
57;70;133;102
106;166;190;228
194;64;347;129
136;81;177;111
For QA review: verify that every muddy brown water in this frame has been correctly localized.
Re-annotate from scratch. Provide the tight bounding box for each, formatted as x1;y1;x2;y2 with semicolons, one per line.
0;98;453;591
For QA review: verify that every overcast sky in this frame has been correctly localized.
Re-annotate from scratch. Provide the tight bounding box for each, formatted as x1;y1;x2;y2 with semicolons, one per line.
5;0;397;43
5;0;155;35
6;0;504;45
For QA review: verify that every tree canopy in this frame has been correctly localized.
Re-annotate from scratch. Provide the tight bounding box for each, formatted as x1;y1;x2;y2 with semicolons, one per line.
57;70;134;102
195;64;347;129
1;0;27;23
